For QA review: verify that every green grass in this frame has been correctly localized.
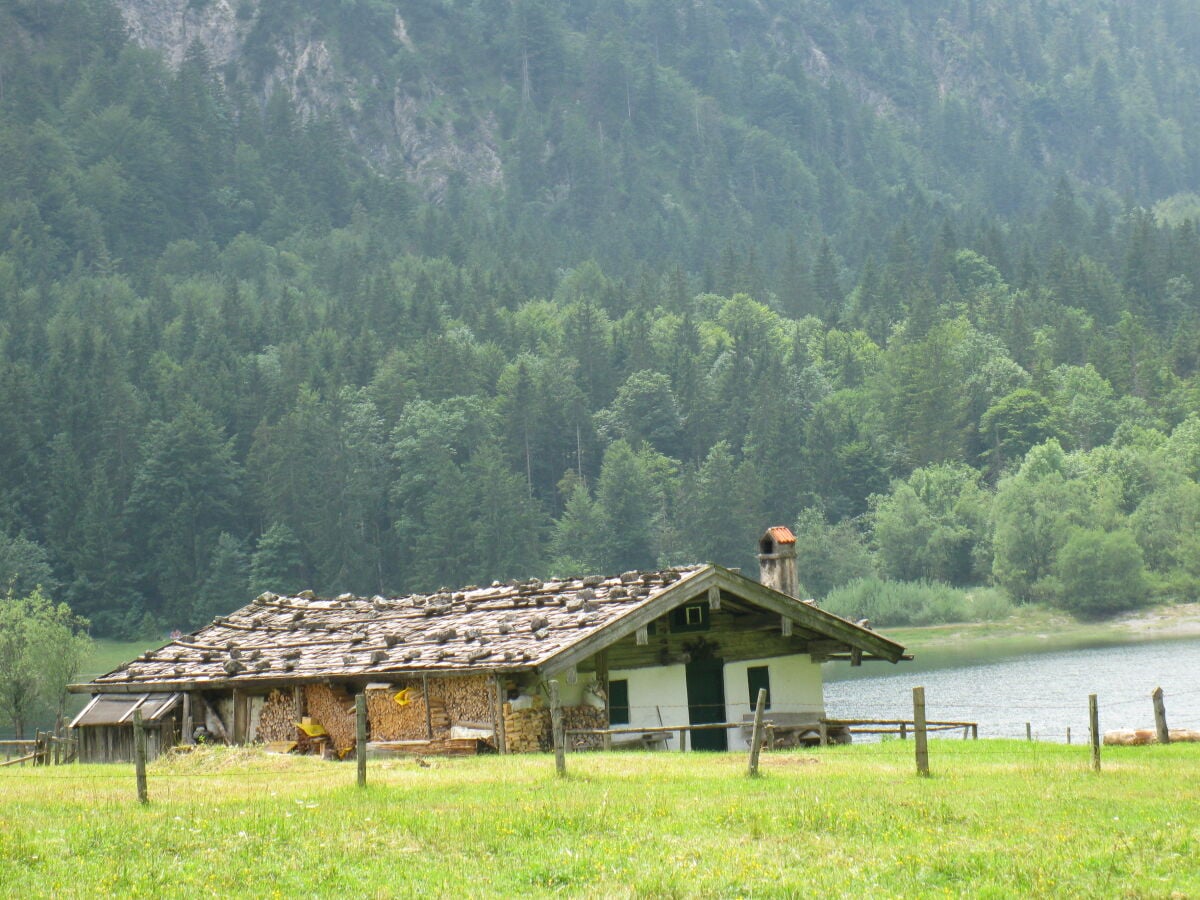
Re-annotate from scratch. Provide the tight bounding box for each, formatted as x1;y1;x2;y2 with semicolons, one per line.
2;742;1198;897
80;639;155;681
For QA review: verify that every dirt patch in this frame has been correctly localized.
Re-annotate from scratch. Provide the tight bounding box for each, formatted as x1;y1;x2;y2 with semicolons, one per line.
1115;604;1200;639
764;755;820;767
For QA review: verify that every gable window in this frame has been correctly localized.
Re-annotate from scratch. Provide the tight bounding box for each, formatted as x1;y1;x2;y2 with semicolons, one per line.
669;603;710;632
609;679;630;725
747;666;771;709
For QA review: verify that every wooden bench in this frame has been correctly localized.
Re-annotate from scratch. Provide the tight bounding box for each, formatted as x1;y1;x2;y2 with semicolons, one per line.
741;713;852;747
608;732;672;751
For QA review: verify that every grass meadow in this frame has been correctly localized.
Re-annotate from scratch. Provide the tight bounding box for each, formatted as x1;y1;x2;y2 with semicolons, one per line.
2;740;1198;898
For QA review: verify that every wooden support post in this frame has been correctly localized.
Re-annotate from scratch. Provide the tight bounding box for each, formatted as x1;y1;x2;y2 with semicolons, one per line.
899;722;907;740
1152;687;1169;745
422;674;433;740
1066;727;1071;745
1026;722;1032;741
748;688;767;777
549;680;566;777
597;650;611;751
182;693;193;744
1089;694;1101;773
133;709;149;805
494;675;507;755
232;689;248;745
971;723;978;740
765;724;775;750
913;686;930;777
678;729;686;752
850;647;862;667
356;693;367;788
819;721;829;747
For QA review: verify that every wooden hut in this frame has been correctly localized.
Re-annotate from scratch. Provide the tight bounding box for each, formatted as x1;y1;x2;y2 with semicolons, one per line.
69;693;182;763
70;528;907;760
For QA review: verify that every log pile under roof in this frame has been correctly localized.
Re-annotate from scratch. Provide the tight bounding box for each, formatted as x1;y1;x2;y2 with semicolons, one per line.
89;567;705;690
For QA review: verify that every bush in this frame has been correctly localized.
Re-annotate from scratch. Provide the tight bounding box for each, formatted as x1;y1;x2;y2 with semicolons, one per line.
1052;527;1150;617
822;577;1008;627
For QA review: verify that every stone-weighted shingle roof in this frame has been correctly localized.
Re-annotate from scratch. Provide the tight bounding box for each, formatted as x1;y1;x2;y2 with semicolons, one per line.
85;566;707;690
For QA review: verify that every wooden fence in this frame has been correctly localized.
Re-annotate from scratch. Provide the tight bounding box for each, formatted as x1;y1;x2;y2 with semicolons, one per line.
0;731;78;767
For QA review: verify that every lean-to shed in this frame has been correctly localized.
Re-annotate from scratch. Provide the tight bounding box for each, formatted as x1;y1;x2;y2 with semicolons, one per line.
70;528;907;760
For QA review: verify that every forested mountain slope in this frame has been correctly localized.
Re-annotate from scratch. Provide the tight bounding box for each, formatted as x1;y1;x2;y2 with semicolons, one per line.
1;0;1199;635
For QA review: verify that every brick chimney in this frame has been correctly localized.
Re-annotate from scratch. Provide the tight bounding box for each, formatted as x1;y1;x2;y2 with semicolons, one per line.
757;526;798;599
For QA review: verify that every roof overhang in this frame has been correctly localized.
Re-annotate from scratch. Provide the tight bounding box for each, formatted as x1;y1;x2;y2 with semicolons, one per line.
537;564;906;676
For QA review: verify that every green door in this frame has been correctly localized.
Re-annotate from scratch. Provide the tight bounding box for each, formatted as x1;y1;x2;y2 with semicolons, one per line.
685;658;727;751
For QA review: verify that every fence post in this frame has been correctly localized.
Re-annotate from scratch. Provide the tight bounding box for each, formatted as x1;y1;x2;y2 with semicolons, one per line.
747;688;767;777
356;693;368;788
549;680;566;777
899;722;907;740
1066;727;1071;745
133;709;149;804
1025;722;1032;742
913;686;930;777
1088;694;1101;773
1152;687;1169;745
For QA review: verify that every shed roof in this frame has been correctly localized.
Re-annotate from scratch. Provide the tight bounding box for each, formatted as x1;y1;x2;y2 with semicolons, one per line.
70;693;181;728
74;565;905;694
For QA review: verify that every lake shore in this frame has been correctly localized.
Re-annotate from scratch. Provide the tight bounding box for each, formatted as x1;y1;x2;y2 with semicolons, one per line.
864;600;1200;670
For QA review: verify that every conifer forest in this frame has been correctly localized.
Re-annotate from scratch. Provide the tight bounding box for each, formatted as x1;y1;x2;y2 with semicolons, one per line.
3;0;1200;636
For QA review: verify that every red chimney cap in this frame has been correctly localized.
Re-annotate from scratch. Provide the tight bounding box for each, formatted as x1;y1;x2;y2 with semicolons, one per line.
764;526;796;545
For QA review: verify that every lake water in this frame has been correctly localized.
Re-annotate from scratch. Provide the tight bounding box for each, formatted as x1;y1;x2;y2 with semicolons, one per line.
823;637;1200;742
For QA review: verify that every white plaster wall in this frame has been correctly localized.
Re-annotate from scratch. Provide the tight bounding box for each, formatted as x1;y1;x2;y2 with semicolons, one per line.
723;656;826;750
609;664;690;750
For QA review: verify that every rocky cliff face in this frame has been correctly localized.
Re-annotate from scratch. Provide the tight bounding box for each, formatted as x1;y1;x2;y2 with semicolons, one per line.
113;0;501;197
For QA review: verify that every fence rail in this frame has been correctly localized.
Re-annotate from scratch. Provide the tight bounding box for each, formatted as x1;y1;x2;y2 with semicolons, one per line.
0;732;77;766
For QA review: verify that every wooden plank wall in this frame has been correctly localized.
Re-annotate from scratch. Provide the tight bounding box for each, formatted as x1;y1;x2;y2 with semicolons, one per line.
78;722;174;764
584;609;812;672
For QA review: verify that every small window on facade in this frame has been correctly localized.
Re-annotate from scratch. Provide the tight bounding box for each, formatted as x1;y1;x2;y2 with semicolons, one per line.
747;666;771;709
609;679;630;725
670;603;709;632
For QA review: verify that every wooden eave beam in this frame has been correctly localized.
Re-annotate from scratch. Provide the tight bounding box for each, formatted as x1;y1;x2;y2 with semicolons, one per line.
67;663;541;695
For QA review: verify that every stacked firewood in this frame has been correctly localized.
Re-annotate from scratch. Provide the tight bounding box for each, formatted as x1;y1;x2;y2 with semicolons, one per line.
562;704;607;750
431;675;493;727
503;705;551;752
562;704;606;733
428;699;450;735
257;689;299;742
304;684;357;755
366;683;429;741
